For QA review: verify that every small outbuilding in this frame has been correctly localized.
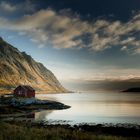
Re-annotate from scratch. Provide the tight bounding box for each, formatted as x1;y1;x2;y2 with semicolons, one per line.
13;85;35;98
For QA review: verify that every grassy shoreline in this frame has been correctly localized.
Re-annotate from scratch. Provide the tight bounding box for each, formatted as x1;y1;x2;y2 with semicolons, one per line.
0;121;139;140
0;96;140;139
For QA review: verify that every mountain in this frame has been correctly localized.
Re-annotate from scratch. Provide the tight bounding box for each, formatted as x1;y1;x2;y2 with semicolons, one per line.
0;37;67;94
123;87;140;93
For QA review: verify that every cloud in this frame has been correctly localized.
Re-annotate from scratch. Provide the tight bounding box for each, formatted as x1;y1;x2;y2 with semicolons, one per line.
121;46;127;51
0;1;17;12
0;8;140;54
65;77;140;92
0;0;36;13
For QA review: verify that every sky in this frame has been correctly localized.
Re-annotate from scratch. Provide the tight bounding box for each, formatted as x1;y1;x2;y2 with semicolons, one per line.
0;0;140;91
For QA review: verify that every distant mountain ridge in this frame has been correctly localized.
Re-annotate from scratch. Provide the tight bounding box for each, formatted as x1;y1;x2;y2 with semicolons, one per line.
0;37;67;94
123;87;140;93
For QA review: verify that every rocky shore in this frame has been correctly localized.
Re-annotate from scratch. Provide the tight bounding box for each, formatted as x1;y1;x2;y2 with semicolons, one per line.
0;96;70;116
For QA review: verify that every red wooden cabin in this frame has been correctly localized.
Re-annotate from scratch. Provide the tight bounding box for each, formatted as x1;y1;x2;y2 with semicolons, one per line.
13;85;35;98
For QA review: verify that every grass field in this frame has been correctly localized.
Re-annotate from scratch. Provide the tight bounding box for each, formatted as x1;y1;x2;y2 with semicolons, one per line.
0;122;139;140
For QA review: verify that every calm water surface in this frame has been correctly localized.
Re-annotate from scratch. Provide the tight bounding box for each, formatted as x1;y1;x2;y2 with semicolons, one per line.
36;92;140;125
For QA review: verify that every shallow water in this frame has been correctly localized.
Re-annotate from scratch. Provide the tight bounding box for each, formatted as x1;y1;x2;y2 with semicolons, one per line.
35;92;140;125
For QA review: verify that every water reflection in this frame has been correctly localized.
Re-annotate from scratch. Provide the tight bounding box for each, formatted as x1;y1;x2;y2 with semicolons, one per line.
36;92;140;124
35;110;53;121
3;92;139;124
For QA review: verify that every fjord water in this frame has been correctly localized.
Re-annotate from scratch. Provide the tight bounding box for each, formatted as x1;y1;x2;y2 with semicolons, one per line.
36;92;140;125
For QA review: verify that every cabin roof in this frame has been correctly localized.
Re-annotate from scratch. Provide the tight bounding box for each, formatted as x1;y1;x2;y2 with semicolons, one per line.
16;85;35;91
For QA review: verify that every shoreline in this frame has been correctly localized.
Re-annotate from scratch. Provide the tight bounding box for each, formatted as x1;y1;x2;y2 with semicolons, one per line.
0;120;140;140
0;96;70;116
1;95;140;139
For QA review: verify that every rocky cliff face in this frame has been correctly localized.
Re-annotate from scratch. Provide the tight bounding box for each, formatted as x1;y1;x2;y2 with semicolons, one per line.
0;37;67;94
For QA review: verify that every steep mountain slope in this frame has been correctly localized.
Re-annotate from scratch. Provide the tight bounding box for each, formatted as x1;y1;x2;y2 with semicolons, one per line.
0;37;67;94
